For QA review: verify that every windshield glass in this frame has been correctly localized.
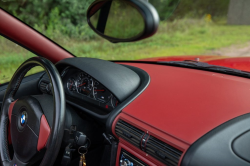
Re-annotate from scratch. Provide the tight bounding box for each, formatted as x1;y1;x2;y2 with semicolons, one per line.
1;0;250;61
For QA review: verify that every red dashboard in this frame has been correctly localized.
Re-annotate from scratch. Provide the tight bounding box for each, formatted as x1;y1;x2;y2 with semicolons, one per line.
113;62;250;165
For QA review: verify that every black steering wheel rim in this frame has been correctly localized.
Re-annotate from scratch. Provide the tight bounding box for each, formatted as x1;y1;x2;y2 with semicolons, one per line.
0;57;65;166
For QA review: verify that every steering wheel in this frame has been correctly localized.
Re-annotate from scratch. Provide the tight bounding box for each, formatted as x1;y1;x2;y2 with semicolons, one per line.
0;57;65;166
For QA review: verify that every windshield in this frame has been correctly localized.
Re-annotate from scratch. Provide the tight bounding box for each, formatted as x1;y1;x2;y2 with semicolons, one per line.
1;0;250;61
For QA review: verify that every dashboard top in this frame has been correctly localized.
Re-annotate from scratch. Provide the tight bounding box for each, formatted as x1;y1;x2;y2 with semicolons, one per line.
119;62;250;145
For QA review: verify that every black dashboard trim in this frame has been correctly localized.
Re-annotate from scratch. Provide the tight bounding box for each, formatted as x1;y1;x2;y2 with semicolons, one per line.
56;58;141;102
181;113;250;166
39;60;150;126
106;64;150;134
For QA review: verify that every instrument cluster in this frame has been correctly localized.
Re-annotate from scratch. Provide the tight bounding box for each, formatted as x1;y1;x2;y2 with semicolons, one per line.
64;69;119;110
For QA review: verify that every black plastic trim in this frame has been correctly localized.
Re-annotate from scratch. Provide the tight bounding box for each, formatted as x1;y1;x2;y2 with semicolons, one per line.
115;119;145;149
56;58;141;102
181;113;250;166
146;136;182;166
106;64;150;134
232;130;250;163
40;60;150;131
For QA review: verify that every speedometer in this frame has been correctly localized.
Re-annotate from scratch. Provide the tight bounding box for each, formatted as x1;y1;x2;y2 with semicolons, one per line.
77;73;92;95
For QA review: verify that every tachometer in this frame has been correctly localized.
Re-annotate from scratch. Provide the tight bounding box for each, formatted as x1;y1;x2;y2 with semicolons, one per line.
77;74;92;95
67;78;76;91
93;81;111;103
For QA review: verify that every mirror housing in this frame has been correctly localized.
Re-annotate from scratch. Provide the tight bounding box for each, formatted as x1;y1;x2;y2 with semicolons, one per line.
87;0;159;43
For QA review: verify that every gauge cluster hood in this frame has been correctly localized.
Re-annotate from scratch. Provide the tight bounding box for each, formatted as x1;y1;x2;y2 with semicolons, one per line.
56;58;140;102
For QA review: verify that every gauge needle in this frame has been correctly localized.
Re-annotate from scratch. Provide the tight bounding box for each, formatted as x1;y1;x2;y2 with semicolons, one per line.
78;83;86;87
95;89;105;92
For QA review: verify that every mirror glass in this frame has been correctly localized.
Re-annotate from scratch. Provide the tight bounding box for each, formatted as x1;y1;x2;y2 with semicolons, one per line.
88;0;145;40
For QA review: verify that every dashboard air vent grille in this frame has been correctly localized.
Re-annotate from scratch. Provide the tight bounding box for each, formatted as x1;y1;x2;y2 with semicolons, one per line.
115;120;144;149
146;136;183;166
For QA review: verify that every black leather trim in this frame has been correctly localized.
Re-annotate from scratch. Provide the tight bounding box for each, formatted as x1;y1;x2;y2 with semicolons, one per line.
0;57;65;166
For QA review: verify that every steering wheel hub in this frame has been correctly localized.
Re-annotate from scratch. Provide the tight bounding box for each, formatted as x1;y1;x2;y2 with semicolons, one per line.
11;96;45;162
20;110;27;126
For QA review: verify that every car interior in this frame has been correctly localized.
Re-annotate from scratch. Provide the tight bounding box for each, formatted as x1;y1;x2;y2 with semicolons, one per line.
1;0;250;166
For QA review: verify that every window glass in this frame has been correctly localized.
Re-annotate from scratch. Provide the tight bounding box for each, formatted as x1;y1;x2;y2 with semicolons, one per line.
0;36;43;84
2;0;250;73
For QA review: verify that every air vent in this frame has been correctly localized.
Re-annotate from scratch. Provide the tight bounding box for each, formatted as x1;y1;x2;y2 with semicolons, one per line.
146;136;183;166
39;81;51;94
115;120;145;149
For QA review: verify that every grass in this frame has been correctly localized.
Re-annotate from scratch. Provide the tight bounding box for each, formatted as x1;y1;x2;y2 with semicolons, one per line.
1;18;250;84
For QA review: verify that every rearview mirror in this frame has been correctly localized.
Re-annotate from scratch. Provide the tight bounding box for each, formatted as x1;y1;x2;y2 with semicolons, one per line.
87;0;159;43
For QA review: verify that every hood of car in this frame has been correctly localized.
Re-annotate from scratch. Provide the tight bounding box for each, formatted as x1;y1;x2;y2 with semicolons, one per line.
141;55;250;73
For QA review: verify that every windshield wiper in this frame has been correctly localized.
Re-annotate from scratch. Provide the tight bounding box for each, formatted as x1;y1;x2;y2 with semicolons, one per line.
159;60;250;78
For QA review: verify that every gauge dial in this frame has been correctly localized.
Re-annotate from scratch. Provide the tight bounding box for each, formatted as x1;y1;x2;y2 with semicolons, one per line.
77;74;92;95
93;81;111;103
67;78;76;91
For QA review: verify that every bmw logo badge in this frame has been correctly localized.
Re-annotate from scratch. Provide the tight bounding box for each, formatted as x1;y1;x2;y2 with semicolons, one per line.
20;111;27;126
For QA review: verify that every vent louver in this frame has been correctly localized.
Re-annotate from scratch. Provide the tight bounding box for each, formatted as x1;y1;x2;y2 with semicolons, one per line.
146;136;183;166
115;120;144;149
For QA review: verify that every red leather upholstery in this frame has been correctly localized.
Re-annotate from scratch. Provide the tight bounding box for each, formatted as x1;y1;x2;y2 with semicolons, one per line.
37;115;50;151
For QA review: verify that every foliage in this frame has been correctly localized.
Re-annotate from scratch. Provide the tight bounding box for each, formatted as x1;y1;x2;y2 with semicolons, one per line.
150;0;181;20
2;18;250;82
0;0;243;84
0;0;231;40
172;0;230;19
0;0;95;40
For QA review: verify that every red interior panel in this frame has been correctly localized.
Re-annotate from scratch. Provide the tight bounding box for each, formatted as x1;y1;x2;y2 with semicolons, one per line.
37;115;51;151
8;100;17;123
117;63;250;145
8;100;17;144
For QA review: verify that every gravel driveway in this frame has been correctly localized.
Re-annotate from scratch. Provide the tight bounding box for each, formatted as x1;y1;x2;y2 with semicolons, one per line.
207;42;250;57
